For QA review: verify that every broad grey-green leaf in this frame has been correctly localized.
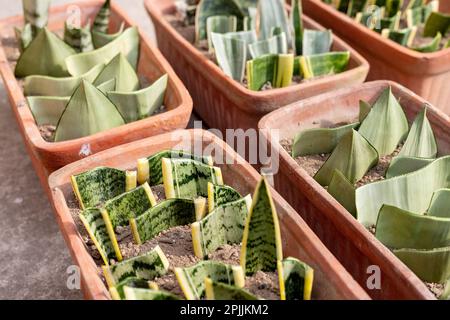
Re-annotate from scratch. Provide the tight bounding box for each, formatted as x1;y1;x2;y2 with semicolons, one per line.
375;204;450;249
206;15;237;50
65;26;139;76
302;29;332;56
22;0;51;35
393;246;450;283
224;30;257;60
327;169;357;217
107;74;167;123
423;11;450;37
27;96;69;127
427;189;450;218
23;63;105;97
205;278;259;300
358;87;409;156
93;0;111;33
385;156;433;178
258;0;291;46
292;122;359;157
96;78;116;93
64;22;94;53
92;22;125;49
15;28;76;77
291;0;304;55
211;32;246;82
398;107;437;158
248;32;288;59
14;24;33;53
279;257;314;300
93;52;139;92
123;287;181;300
314;129;378;186
299;51;350;79
195;0;245;42
54;80;125;142
359;100;371;122
356;156;450;227
240;177;283;275
246;53;294;91
411;32;442;53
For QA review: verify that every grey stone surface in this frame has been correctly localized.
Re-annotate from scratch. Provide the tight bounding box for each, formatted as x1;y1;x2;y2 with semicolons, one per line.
0;0;156;300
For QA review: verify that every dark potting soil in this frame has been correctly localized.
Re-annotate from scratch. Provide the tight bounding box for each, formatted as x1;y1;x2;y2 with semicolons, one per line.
69;184;280;300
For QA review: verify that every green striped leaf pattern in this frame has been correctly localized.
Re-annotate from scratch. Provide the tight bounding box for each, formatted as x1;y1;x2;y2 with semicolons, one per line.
22;0;51;35
205;278;259;300
92;22;125;49
63;22;94;53
93;0;111;34
208;183;242;212
71;167;126;209
111;277;150;300
279;257;314;300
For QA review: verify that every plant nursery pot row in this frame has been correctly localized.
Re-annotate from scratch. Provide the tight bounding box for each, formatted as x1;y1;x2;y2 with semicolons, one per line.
0;0;193;185
259;80;450;300
48;129;370;300
145;0;369;136
302;0;450;115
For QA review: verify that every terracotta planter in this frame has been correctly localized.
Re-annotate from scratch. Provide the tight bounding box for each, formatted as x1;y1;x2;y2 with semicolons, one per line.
0;0;193;183
48;129;370;300
145;0;369;134
259;80;450;300
302;0;450;115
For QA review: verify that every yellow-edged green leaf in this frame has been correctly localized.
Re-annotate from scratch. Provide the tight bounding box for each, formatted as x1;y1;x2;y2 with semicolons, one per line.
278;257;314;300
246;53;293;91
204;278;259;300
299;51;350;79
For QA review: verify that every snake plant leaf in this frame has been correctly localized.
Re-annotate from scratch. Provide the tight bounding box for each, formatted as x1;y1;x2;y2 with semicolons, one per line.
23;63;104;97
211;33;247;82
54;80;125;142
15;28;76;77
192;196;251;258
382;27;417;46
393;246;450;283
291;0;304;55
247;54;294;91
107;74;167;123
412;32;442;53
96;78;116;94
385;156;433;178
195;0;245;42
207;15;238;50
406;1;437;27
405;0;425;10
103;246;170;287
241;177;283;275
102;182;156;228
92;22;125;49
64;22;94;53
207;182;242;213
79;208;116;265
130;198;197;245
314;130;378;186
376;204;450;250
22;0;51;35
174;261;245;300
427;189;450;218
385;0;403;18
234;0;258;12
327;169;357;217
258;0;291;46
162;158;223;199
137;150;213;186
292;122;359;157
441;279;450;300
93;52;139;92
302;29;333;56
398;107;438;158
248;33;288;59
71;167;135;209
93;0;111;33
423;11;450;37
356;156;450;227
337;0;351;12
358;87;409;156
374;12;401;33
109;277;151;300
65;26;139;76
359;100;371;122
14;24;33;53
26;96;68;127
223;30;257;60
446;39;450;49
244;6;258;30
300;51;350;79
123;287;181;300
205;278;259;300
278;257;314;300
347;0;370;17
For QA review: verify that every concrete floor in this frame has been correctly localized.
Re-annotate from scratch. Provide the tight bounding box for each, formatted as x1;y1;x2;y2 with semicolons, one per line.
0;0;157;300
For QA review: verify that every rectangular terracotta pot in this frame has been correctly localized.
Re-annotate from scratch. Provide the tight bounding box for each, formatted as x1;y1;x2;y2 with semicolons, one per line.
0;0;193;181
145;0;369;133
302;0;450;115
48;129;370;300
259;80;450;300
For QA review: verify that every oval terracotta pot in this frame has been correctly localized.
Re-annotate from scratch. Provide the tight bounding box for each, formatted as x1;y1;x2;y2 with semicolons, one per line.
145;0;369;134
302;0;450;115
0;0;193;182
48;129;370;300
259;80;450;300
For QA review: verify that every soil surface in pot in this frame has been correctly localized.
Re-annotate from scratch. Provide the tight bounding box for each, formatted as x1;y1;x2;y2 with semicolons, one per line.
410;25;450;50
68;184;280;300
1;32;168;143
